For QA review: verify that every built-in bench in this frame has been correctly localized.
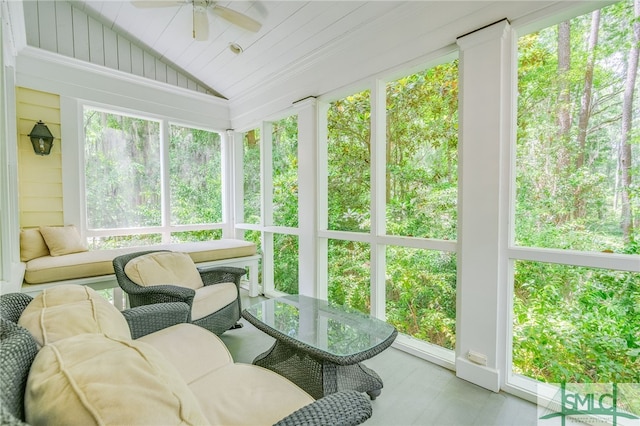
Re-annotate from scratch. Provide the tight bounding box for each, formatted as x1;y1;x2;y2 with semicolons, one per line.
21;239;260;309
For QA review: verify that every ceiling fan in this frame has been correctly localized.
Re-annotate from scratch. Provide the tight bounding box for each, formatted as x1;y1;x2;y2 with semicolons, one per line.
131;0;262;41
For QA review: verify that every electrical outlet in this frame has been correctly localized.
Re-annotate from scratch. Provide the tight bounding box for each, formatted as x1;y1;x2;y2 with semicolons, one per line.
467;350;488;366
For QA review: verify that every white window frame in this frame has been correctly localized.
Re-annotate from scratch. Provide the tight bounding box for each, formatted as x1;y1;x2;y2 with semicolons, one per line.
229;0;637;400
504;4;640;401
232;108;305;298
74;102;230;244
316;51;461;370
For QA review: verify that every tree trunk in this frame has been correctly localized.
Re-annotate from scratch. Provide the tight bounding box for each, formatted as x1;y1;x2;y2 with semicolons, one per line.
576;11;600;170
557;21;572;143
555;21;572;222
574;11;600;219
620;0;639;245
246;129;257;147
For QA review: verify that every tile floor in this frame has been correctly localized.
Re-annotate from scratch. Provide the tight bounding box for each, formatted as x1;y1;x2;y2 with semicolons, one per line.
221;292;539;426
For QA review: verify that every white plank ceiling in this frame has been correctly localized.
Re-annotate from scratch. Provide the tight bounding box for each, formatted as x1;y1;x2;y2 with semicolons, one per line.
18;1;573;104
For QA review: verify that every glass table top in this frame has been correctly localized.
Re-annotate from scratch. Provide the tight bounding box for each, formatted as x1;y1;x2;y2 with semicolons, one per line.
243;295;397;358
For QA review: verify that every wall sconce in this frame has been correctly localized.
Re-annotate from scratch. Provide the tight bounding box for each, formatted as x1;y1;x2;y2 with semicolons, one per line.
28;120;55;156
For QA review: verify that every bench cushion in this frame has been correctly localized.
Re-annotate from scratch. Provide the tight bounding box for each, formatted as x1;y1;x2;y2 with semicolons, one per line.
24;247;141;284
23;239;257;284
161;240;256;263
25;333;208;426
17;285;130;347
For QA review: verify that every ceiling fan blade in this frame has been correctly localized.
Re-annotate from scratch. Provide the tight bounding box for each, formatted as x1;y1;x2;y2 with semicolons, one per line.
131;0;186;8
211;5;261;33
193;8;209;41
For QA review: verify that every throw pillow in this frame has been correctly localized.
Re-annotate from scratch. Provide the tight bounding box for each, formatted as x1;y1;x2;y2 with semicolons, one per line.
25;333;208;426
39;225;88;257
18;284;131;347
19;228;50;261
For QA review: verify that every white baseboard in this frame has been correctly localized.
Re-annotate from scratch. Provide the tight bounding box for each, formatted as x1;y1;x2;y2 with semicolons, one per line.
455;356;501;392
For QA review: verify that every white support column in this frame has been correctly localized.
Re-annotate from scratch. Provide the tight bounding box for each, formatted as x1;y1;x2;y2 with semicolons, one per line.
294;97;319;298
61;96;82;229
160;120;171;243
455;19;514;392
0;22;23;292
316;101;330;301
230;130;245;240
370;79;387;319
221;130;235;239
261;121;275;295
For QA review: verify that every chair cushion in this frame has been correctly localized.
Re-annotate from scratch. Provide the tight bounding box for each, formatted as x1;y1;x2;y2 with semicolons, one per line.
124;252;204;290
20;228;50;262
192;282;238;321
25;333;208;426
17;284;130;347
190;363;314;426
39;225;88;257
138;323;233;383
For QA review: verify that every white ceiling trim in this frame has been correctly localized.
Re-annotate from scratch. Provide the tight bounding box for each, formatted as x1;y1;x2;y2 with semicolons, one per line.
17;45;231;132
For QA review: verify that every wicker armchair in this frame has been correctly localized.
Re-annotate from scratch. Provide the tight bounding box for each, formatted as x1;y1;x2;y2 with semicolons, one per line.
0;292;373;426
113;250;246;335
0;292;190;425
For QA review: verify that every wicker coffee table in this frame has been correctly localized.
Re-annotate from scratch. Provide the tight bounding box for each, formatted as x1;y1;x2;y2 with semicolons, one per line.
242;295;397;400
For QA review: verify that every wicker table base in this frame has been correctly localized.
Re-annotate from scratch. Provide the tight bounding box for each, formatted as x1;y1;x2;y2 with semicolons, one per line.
254;338;386;400
242;295;397;400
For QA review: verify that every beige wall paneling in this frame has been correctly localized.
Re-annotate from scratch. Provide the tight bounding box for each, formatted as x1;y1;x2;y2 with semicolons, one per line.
16;87;63;228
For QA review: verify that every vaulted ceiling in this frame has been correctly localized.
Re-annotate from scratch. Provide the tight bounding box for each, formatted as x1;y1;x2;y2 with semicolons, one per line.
10;0;583;125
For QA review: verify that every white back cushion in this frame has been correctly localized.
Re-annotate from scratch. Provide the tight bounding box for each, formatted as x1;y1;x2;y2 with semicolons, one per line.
25;334;208;426
124;251;204;290
18;284;131;347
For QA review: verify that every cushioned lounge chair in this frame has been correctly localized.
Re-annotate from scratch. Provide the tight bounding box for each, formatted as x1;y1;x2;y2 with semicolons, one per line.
113;250;246;335
0;290;373;426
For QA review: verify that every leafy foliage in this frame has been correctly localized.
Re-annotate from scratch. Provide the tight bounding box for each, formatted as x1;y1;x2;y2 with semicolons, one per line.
513;0;640;386
83;0;639;392
169;125;222;226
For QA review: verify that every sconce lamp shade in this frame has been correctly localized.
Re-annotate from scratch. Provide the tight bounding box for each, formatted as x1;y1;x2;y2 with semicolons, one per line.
28;120;55;155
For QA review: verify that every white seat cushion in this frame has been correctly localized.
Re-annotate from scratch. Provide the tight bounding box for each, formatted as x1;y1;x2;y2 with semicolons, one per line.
138;323;233;383
192;282;238;321
190;363;314;426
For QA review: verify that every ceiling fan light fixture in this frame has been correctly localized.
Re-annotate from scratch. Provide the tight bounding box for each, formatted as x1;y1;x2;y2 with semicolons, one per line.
229;43;243;54
192;6;209;41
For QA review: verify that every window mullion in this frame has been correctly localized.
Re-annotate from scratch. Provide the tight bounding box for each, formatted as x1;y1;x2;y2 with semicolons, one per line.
261;121;274;295
160;120;171;243
370;79;387;320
